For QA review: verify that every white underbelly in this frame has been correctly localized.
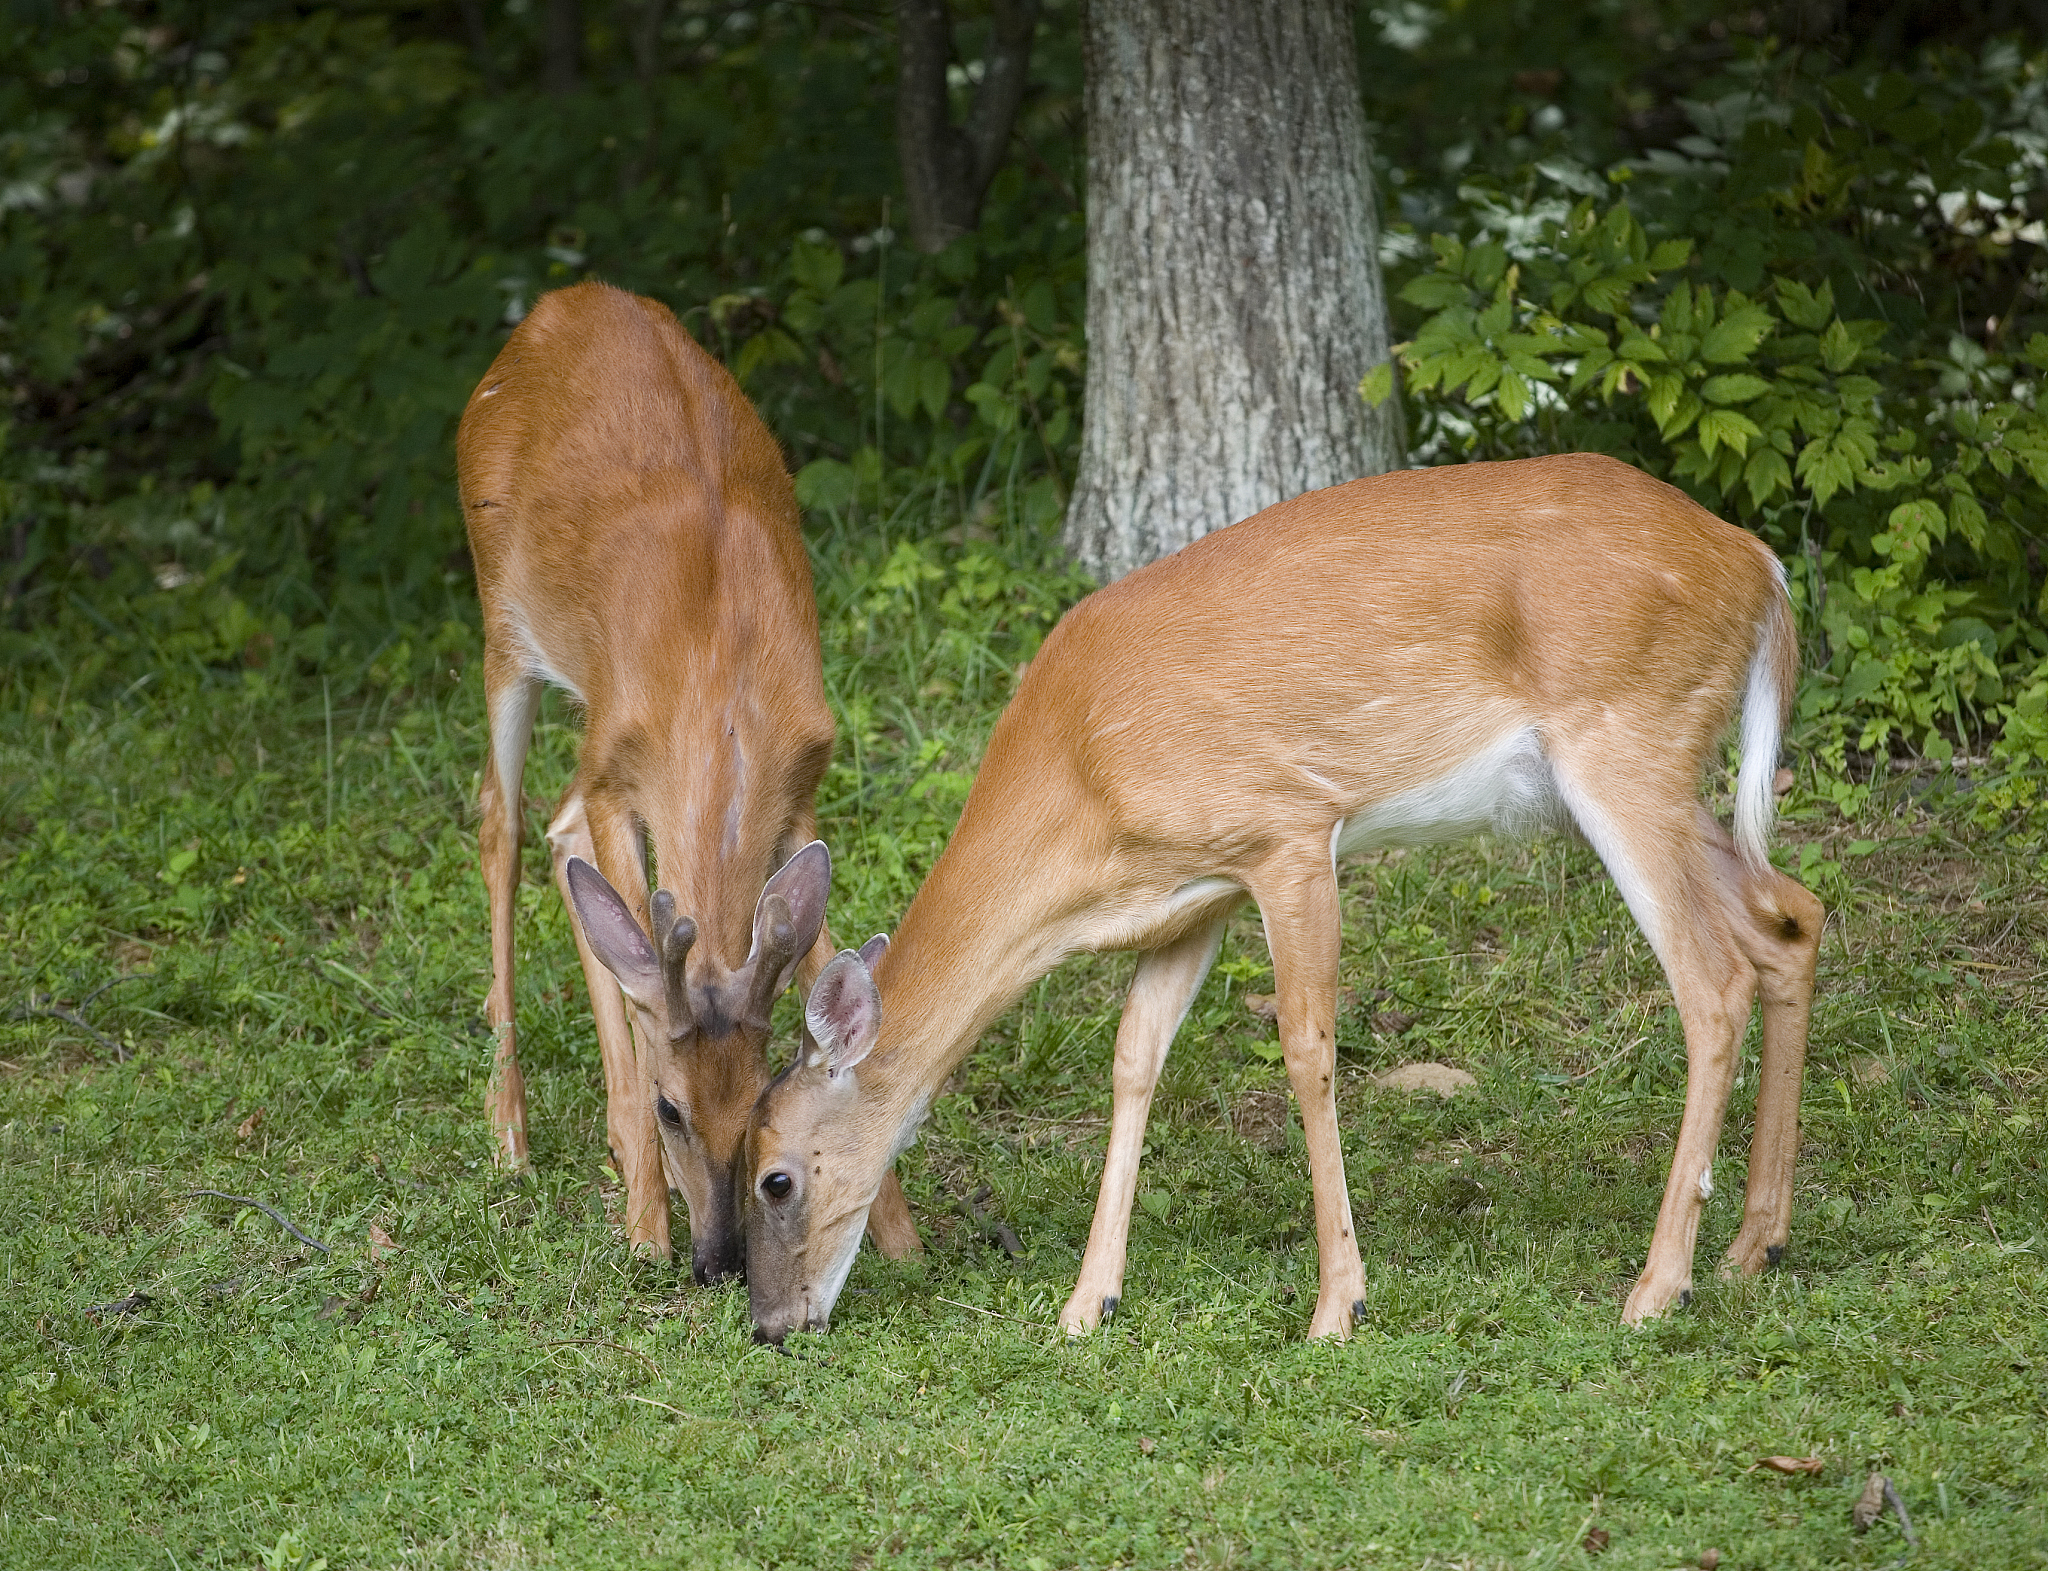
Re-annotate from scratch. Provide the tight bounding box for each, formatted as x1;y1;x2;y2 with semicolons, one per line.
1333;725;1564;857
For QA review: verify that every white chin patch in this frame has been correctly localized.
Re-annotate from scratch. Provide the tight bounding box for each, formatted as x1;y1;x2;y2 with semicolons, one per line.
1696;1165;1714;1202
809;1219;867;1329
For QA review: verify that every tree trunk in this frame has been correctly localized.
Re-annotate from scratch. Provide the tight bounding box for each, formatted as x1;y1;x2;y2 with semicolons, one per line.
542;0;582;95
896;0;1041;254
1065;0;1401;583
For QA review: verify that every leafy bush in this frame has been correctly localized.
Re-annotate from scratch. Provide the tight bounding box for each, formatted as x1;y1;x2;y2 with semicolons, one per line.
1367;40;2048;812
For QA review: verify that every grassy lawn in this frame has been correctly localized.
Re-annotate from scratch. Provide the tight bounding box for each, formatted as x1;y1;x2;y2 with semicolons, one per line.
3;515;2044;1570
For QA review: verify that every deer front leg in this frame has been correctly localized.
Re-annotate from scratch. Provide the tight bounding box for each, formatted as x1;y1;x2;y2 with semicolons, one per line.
550;786;671;1261
1253;858;1365;1341
479;665;541;1172
1060;913;1229;1333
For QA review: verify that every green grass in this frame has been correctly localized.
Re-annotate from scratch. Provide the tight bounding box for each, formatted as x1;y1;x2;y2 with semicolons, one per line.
3;509;2045;1570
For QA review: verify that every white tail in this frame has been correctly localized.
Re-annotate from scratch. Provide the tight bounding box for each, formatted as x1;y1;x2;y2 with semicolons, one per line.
740;453;1822;1342
456;281;919;1280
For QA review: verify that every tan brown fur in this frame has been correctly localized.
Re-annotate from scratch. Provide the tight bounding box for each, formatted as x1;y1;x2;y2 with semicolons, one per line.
458;281;918;1278
745;453;1820;1340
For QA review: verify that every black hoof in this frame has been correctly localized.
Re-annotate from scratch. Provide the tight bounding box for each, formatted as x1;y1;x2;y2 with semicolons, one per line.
1351;1298;1366;1326
1765;1244;1785;1267
1101;1295;1119;1321
1677;1289;1693;1309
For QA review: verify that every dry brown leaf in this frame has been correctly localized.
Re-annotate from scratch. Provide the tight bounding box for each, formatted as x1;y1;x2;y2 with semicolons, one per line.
235;1107;265;1140
1851;1056;1891;1087
1581;1527;1610;1554
368;1223;402;1260
1698;1552;1721;1570
1242;989;1358;1025
1756;1455;1824;1476
1850;1472;1887;1532
1372;1062;1475;1098
1138;1436;1156;1455
1372;1010;1418;1036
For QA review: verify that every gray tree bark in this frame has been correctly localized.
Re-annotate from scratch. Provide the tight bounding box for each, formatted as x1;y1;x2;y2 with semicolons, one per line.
1065;0;1402;583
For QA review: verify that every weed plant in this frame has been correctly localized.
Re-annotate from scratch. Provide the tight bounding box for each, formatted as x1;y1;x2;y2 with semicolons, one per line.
3;486;2044;1570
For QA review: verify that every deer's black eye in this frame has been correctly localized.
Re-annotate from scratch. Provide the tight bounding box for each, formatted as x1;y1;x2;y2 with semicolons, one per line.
655;1094;684;1129
761;1171;794;1201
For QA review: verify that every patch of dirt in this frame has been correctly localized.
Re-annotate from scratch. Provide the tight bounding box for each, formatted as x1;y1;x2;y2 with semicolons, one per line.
1231;1088;1292;1153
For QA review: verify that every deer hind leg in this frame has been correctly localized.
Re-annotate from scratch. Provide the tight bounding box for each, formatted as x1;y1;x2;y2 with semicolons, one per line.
1059;910;1231;1334
1557;773;1762;1325
1693;807;1824;1280
479;658;542;1172
549;784;671;1261
1249;858;1366;1341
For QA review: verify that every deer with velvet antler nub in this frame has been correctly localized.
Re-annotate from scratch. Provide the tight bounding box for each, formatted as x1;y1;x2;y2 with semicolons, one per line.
457;280;919;1281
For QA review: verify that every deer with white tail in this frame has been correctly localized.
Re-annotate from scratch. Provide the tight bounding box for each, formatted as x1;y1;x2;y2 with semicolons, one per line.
734;453;1823;1343
457;281;919;1283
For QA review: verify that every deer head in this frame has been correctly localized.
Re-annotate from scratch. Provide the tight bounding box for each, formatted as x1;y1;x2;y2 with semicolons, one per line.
742;932;905;1341
564;841;831;1284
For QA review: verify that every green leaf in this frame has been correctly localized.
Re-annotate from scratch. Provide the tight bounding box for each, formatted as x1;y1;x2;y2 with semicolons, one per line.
1359;361;1396;408
1744;446;1792;509
1647;238;1692;272
1496;366;1532;422
1466;241;1509;291
792;458;857;512
789;237;843;297
1820;320;1860;373
1399;274;1471;309
1699;305;1774;364
1659;390;1704;441
1645;374;1684;426
732;327;804;384
919;357;952;422
1841;658;1892;706
1697;408;1762;459
1701;373;1770;405
1774;277;1835;331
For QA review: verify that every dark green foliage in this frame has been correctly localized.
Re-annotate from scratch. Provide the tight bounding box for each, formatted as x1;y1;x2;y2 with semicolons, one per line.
1367;37;2048;807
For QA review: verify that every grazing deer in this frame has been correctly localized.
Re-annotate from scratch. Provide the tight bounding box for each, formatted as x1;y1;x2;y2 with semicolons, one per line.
456;280;919;1282
735;453;1823;1342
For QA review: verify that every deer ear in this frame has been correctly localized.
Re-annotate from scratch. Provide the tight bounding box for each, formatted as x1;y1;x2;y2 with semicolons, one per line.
564;858;661;1010
803;949;880;1075
857;932;889;970
754;840;831;988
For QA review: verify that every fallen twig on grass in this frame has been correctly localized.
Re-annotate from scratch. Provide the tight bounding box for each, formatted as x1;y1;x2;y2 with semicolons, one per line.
85;1292;152;1317
1882;1477;1918;1547
5;973;151;1061
185;1190;330;1253
947;1181;1025;1260
7;995;123;1058
934;1295;1051;1332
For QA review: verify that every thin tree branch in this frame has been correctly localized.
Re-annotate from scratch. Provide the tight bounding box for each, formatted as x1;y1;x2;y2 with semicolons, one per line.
895;0;1041;252
186;1190;331;1253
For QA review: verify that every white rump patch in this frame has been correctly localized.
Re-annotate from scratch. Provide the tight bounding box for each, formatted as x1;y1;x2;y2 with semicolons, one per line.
1334;726;1565;858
